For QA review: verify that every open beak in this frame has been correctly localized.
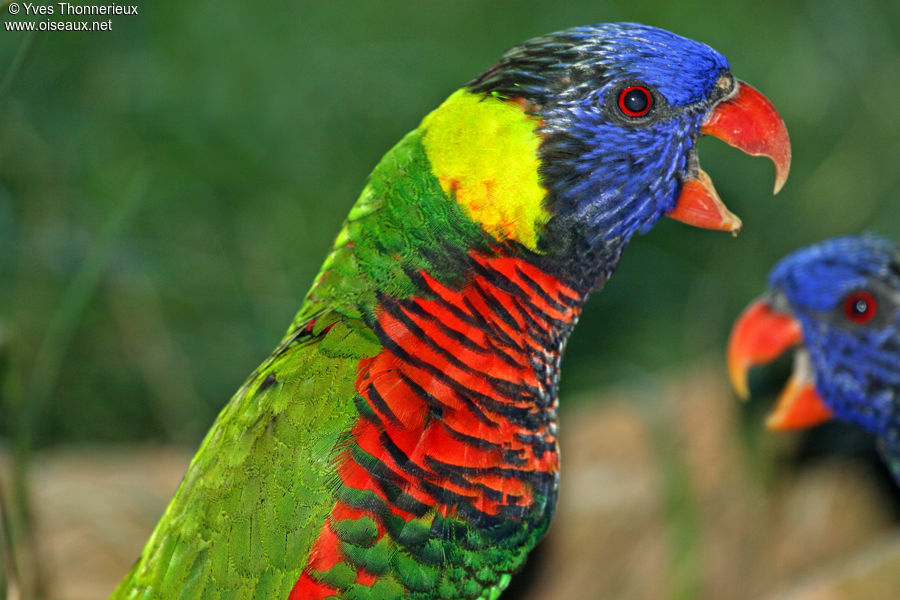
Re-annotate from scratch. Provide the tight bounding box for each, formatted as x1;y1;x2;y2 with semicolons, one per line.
667;81;792;233
727;299;833;430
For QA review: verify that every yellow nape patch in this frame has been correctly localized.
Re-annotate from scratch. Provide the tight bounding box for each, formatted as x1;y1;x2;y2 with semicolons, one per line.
420;89;549;251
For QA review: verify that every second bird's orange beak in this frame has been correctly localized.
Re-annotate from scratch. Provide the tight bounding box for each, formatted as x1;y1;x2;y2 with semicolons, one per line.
727;299;833;430
667;81;792;233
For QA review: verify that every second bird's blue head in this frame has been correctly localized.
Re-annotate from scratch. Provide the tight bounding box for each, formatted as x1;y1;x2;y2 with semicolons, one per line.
729;235;900;481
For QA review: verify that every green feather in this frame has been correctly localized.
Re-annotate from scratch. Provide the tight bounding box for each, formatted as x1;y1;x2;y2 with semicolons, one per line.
296;127;492;326
111;115;499;598
111;312;373;598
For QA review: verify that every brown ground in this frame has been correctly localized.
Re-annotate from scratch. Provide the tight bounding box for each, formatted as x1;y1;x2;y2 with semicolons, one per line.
3;362;900;599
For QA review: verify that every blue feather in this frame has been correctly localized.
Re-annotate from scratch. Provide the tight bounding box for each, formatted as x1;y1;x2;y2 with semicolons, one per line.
765;234;900;479
468;22;735;291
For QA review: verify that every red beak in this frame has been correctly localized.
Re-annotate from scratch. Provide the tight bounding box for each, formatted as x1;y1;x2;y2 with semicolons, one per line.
727;299;833;430
668;81;792;233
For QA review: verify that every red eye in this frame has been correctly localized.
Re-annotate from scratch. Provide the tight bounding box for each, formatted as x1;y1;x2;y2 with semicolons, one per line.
617;86;653;117
843;290;877;323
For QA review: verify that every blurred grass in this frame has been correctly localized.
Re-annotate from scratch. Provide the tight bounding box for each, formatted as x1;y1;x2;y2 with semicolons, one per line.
0;0;895;441
1;0;896;446
0;1;898;598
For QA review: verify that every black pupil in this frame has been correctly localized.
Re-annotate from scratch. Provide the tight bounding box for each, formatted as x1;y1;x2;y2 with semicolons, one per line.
624;89;649;113
853;299;869;315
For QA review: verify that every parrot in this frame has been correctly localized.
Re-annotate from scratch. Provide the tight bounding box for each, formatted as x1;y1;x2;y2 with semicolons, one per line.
728;235;900;483
112;23;790;600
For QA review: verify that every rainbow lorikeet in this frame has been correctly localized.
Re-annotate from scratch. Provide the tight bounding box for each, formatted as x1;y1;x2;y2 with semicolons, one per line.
113;23;790;600
729;235;900;483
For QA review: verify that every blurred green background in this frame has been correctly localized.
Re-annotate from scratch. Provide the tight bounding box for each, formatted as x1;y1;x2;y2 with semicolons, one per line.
1;0;898;449
2;2;900;599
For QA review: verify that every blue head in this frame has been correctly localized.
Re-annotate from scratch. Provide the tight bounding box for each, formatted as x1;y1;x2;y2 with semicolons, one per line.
468;23;788;290
766;235;900;437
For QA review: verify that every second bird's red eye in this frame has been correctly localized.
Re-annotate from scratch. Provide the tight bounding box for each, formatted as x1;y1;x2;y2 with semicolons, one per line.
617;86;653;117
843;290;877;324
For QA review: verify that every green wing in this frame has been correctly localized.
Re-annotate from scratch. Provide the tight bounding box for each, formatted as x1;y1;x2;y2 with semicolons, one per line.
110;307;382;599
112;117;492;600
